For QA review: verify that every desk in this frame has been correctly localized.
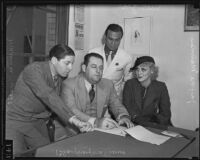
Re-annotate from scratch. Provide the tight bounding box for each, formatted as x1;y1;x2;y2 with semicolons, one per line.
32;127;199;158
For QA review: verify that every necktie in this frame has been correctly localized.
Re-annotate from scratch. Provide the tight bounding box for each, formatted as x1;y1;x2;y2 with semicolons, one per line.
53;76;58;87
107;51;112;66
89;84;95;103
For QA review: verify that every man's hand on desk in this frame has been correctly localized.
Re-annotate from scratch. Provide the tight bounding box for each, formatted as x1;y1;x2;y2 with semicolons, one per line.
118;116;134;128
79;122;93;132
94;117;119;129
69;116;93;132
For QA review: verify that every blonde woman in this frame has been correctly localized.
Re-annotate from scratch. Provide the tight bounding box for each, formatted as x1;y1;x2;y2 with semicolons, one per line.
122;56;172;129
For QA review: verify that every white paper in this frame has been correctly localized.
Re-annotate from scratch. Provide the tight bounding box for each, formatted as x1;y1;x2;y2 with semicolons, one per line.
161;130;181;137
125;125;170;145
94;126;127;137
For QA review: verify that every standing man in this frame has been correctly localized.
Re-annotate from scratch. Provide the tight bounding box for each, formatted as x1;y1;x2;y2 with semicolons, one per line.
6;44;91;156
61;53;134;130
89;24;133;100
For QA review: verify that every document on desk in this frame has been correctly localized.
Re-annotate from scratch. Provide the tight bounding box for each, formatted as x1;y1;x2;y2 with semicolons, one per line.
125;125;171;145
161;130;181;137
94;126;127;137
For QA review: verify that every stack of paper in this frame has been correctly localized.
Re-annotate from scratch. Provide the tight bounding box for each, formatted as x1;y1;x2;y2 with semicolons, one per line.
94;125;171;145
125;125;170;145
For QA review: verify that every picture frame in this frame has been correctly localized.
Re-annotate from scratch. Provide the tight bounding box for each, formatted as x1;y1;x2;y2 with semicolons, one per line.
184;4;199;31
124;16;151;55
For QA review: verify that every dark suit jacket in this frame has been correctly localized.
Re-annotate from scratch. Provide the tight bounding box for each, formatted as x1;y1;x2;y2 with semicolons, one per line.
6;61;73;124
123;78;172;129
61;73;129;122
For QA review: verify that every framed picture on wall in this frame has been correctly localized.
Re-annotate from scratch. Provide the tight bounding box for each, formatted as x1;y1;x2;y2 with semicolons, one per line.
124;16;151;55
184;4;199;31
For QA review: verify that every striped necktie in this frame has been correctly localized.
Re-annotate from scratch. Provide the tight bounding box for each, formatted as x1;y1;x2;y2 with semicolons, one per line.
89;84;95;103
107;51;112;66
53;76;59;87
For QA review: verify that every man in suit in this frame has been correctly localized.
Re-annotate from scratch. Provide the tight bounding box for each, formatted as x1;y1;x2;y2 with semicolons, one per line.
61;53;133;130
89;24;133;101
6;44;91;156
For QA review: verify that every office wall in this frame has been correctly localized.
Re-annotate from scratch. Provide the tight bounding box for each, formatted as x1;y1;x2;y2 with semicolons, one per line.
68;6;91;77
68;5;199;130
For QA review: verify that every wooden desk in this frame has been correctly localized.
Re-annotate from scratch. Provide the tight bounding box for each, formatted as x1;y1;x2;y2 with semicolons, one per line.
32;126;199;158
170;129;199;158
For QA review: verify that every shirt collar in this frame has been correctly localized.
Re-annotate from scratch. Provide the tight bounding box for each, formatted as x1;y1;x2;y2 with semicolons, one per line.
104;45;117;56
84;78;96;92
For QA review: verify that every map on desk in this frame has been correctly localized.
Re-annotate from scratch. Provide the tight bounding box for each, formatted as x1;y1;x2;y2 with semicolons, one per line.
94;125;170;145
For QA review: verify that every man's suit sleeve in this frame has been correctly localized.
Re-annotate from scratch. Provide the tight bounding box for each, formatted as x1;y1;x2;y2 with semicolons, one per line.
23;64;73;123
108;81;129;120
61;80;91;122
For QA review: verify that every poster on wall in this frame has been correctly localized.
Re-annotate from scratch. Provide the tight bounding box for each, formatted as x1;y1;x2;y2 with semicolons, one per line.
124;16;151;55
75;23;84;50
74;5;84;24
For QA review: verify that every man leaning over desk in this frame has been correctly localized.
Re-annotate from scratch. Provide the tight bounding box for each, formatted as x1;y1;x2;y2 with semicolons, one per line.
61;53;134;131
6;44;91;156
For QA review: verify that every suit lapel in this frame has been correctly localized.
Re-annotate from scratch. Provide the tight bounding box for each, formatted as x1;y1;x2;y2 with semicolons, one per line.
57;77;63;95
96;81;107;117
101;46;108;72
103;45;121;73
142;82;157;110
44;61;64;95
106;49;118;70
110;49;120;65
104;48;121;77
77;74;88;112
134;81;143;111
43;62;54;87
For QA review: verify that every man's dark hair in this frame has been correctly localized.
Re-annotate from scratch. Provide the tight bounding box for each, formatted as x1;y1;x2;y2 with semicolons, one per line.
49;44;75;60
83;53;104;66
105;24;123;37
